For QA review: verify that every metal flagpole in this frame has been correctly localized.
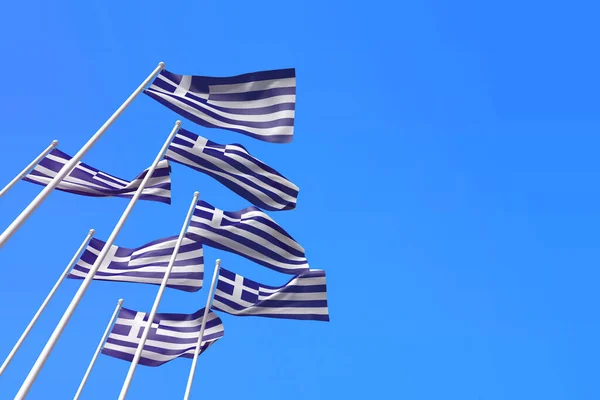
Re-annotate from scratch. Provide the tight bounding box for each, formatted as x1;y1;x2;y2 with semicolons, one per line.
0;140;59;198
0;229;94;377
183;258;221;400
14;120;182;399
73;298;124;400
117;190;200;400
0;61;165;250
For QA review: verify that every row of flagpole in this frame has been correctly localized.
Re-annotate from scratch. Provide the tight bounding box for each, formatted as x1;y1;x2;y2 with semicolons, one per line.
0;60;326;398
0;61;218;398
3;117;220;398
14;119;181;398
1;195;221;398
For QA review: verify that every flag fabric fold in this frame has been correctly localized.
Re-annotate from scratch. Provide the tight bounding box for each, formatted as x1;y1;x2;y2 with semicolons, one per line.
68;236;204;292
187;200;309;274
144;68;296;143
213;268;329;321
23;148;172;204
166;128;298;211
102;307;223;367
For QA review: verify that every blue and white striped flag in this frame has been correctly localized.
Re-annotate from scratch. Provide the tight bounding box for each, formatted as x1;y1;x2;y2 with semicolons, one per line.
187;201;309;274
68;236;204;292
102;307;223;367
213;268;329;321
166;128;299;211
23;148;171;204
144;68;296;143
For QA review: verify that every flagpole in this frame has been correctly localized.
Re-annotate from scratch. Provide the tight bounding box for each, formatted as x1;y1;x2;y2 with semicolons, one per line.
183;258;221;400
0;61;165;250
0;229;94;377
14;120;182;399
117;190;200;400
73;298;124;400
0;140;59;198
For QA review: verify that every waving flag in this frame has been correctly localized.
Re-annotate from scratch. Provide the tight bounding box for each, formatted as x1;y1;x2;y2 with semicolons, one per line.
166;128;298;211
102;307;223;367
23;148;171;204
144;68;296;143
213;268;329;321
68;236;204;292
187;201;308;274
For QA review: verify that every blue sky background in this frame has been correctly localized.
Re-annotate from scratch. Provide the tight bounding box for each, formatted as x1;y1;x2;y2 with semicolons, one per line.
0;1;599;399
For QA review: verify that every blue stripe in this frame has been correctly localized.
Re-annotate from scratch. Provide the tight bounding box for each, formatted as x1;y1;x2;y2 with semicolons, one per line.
185;92;295;115
212;300;329;322
169;68;295;87
209;86;295;102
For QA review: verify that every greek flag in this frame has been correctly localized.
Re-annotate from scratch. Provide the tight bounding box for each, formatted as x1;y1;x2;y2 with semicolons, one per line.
213;268;329;321
23;148;171;204
187;201;309;274
102;307;224;367
68;236;204;292
144;68;296;143
166;128;298;211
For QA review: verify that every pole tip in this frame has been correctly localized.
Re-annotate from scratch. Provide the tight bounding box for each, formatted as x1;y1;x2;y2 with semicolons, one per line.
175;120;182;126
158;61;166;68
51;140;59;147
193;191;200;198
118;298;124;305
216;259;221;266
88;228;95;236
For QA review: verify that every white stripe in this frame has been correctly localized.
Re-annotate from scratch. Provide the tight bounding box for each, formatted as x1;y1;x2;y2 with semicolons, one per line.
212;301;328;316
208;77;296;95
257;291;327;302
208;95;296;110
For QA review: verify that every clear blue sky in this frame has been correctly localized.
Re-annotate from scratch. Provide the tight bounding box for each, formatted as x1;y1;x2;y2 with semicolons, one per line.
0;1;599;399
